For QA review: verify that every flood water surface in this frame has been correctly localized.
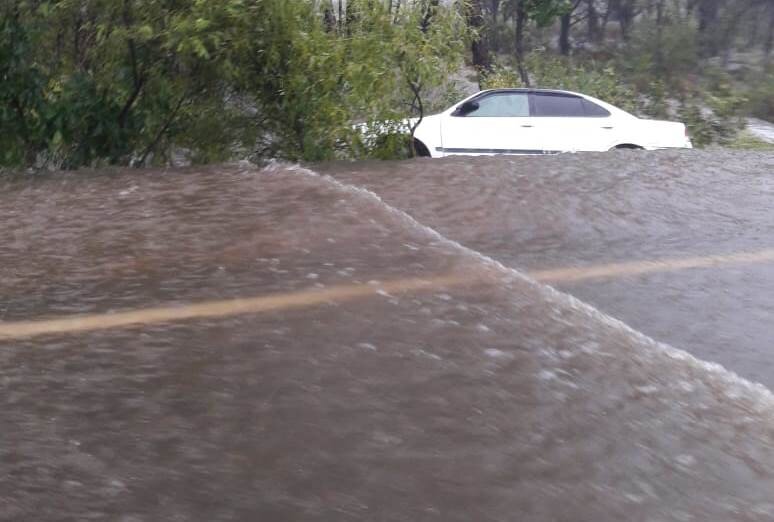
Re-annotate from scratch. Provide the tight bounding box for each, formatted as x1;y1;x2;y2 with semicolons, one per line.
322;150;774;387
3;153;774;520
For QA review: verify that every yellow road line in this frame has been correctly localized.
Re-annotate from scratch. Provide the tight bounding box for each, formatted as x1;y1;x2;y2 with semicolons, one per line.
0;274;470;341
3;248;774;341
530;248;774;284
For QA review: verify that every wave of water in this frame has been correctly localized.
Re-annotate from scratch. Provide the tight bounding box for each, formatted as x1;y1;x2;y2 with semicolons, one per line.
269;161;774;407
5;156;774;520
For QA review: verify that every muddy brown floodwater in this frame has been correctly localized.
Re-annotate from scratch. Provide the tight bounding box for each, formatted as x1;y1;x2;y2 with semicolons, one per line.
2;151;774;521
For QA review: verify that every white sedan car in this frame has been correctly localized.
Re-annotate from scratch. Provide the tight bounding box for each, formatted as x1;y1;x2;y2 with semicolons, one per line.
410;88;692;157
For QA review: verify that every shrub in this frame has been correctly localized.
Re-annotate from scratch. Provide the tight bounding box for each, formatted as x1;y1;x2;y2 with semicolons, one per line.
481;54;638;113
745;68;774;121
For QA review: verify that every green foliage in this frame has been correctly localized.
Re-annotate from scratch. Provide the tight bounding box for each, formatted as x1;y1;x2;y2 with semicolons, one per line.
677;100;714;148
481;54;638;113
480;61;524;89
238;0;467;161
672;68;747;147
619;17;699;89
237;0;352;161
0;10;47;166
369;132;414;161
745;69;774;121
726;131;774;151
479;51;750;149
677;86;746;148
0;0;247;169
0;0;469;168
4;0;769;168
388;1;468;151
523;0;572;27
641;80;670;119
705;83;747;144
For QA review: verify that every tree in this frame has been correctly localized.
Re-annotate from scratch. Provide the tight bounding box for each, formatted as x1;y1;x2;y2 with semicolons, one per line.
609;0;639;41
510;0;572;83
381;1;469;156
697;0;722;57
586;0;601;43
766;0;774;57
468;0;493;75
0;5;46;166
232;0;467;160
557;0;584;55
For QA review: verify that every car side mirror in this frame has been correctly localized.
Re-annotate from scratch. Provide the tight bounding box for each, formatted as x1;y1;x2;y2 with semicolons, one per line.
454;100;479;116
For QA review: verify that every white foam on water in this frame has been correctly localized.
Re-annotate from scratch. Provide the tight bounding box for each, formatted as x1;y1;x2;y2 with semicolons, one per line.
483;348;511;359
260;161;774;409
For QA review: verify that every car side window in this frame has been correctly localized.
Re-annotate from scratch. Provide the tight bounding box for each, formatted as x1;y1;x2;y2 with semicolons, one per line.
465;93;530;117
581;99;611;117
531;94;586;117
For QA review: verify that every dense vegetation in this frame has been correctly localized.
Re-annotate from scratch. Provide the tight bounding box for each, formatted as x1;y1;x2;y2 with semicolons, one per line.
1;0;466;168
1;0;773;169
470;0;774;147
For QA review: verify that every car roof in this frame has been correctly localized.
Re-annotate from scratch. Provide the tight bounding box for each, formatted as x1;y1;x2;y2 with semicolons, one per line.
476;88;584;97
446;87;635;119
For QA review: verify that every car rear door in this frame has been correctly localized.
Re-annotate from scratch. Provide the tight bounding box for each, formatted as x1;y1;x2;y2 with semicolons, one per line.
439;92;542;155
529;92;616;152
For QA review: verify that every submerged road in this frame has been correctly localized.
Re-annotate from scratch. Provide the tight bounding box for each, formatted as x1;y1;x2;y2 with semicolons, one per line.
4;247;774;341
3;152;774;520
323;150;774;389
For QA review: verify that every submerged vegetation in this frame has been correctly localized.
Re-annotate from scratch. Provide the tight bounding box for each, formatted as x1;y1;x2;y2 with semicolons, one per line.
1;0;773;169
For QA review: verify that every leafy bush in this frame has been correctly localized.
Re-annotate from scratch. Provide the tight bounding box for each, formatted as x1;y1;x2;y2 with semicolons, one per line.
745;68;774;121
676;68;747;146
677;84;747;148
618;17;699;89
480;61;524;89
727;131;774;151
0;0;468;169
481;53;638;113
677;99;714;147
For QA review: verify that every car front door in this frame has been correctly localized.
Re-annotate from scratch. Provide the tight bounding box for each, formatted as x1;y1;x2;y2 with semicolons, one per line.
438;91;542;155
528;92;616;152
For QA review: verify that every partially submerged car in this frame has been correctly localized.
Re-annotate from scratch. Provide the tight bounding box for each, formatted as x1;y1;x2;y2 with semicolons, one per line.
406;88;692;157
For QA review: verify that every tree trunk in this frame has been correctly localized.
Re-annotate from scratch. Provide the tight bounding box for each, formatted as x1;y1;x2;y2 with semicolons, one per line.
468;0;492;75
490;0;501;52
654;0;665;72
559;13;571;55
515;0;529;86
323;2;336;32
766;1;774;56
600;0;615;42
421;0;440;32
697;0;721;57
491;0;501;19
407;79;424;158
587;0;601;43
618;0;635;41
345;0;357;35
718;2;750;66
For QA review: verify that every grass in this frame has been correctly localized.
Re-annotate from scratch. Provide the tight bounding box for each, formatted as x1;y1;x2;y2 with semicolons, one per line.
726;130;774;150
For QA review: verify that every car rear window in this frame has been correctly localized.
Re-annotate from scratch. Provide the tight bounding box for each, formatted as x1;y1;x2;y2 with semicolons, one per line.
581;99;611;117
466;93;530;117
531;93;586;117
